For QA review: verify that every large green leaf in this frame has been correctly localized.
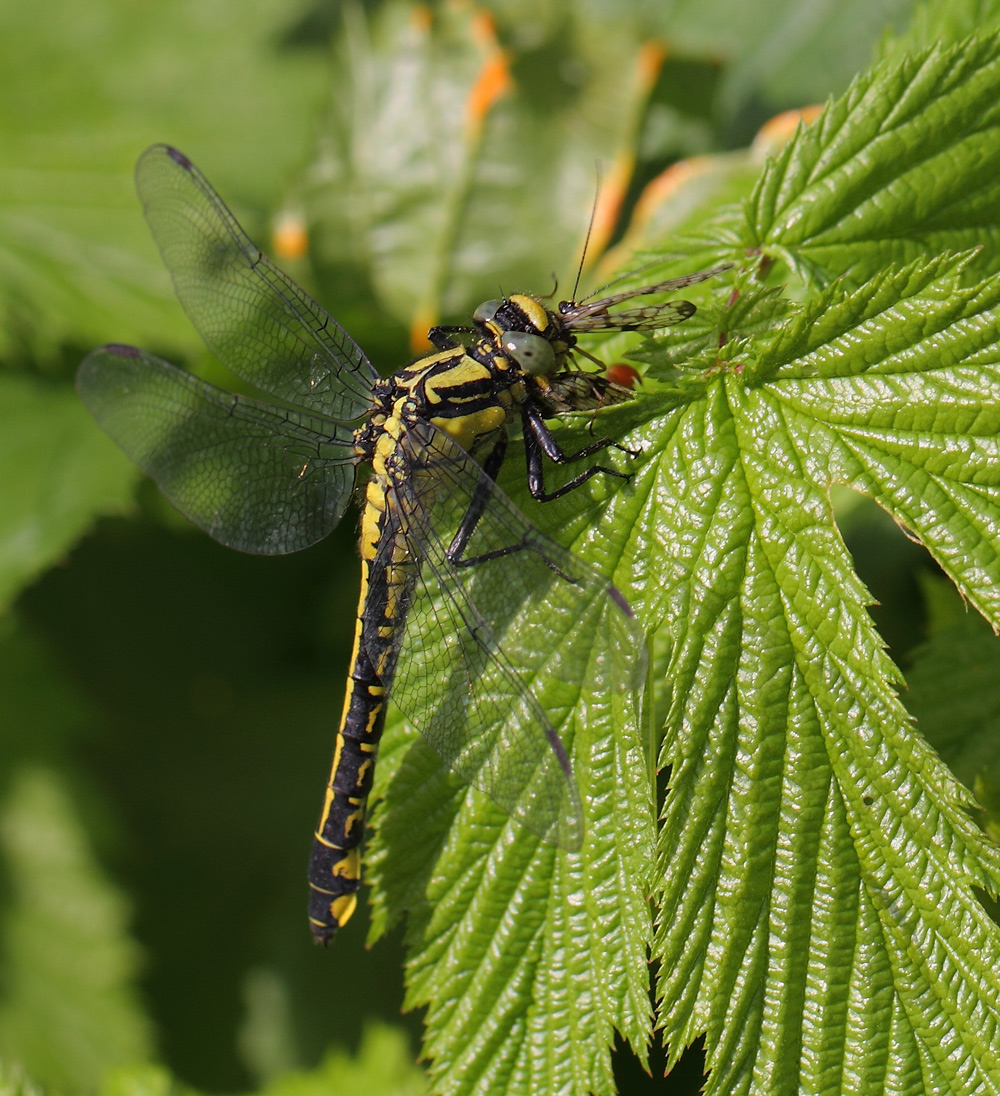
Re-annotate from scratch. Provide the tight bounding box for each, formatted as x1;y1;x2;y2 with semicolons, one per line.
653;253;1000;1094
647;34;1000;1094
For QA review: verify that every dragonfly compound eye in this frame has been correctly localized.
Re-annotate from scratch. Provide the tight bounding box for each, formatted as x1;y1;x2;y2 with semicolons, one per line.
474;299;503;325
502;331;557;376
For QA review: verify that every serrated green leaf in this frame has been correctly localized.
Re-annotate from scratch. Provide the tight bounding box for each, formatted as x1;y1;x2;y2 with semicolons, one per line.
650;252;1000;1094
756;257;1000;626
745;35;1000;284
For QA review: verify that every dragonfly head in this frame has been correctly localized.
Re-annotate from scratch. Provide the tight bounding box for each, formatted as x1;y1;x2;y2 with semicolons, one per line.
473;293;574;377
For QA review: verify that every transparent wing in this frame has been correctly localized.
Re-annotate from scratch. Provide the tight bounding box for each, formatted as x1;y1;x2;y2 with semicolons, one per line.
564;300;696;333
374;419;646;848
135;144;379;421
562;262;734;332
77;344;358;555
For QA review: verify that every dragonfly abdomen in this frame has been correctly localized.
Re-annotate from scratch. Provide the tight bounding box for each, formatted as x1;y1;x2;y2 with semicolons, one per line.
307;458;414;944
306;636;385;940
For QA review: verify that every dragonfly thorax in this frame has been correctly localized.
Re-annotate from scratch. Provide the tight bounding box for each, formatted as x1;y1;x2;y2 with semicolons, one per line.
358;345;522;469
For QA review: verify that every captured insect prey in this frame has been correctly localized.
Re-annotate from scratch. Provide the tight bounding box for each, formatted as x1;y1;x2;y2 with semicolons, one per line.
78;145;730;944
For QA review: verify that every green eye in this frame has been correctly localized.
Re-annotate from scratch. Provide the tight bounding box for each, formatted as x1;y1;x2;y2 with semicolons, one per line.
474;299;503;324
502;331;556;375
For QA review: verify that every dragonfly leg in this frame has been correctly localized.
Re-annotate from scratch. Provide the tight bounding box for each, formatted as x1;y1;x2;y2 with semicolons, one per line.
446;418;627;585
427;325;474;351
447;436;515;566
445;435;577;582
522;401;632;502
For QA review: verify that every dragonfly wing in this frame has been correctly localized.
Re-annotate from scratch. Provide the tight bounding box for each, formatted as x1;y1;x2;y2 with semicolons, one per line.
565;300;696;333
135;145;379;421
77;344;358;555
377;419;646;849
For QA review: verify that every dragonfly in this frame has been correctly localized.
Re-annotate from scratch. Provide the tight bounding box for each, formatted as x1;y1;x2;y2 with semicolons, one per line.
78;145;731;944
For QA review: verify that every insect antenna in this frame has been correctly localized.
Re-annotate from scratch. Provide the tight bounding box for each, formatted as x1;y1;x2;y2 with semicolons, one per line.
569;168;603;306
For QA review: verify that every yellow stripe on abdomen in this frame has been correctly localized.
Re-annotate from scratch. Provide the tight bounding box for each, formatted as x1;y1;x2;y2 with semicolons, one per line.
306;463;413;945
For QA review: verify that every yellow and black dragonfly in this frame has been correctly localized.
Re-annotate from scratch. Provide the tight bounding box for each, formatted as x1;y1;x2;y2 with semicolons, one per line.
78;145;728;943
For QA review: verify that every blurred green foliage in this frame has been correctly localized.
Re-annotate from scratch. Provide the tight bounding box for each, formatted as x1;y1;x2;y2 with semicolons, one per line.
11;1;1000;1095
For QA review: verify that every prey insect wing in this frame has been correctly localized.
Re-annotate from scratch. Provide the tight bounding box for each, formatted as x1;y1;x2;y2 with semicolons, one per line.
560;262;734;332
533;372;635;417
563;300;696;333
136;145;379;420
76;344;358;554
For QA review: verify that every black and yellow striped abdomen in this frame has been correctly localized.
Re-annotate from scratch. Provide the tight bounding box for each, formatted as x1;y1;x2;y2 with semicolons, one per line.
307;417;415;942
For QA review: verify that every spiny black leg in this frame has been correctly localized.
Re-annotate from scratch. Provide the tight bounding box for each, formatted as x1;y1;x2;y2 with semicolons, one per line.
447;436;509;564
524;401;633;464
522;402;633;502
447;435;566;574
